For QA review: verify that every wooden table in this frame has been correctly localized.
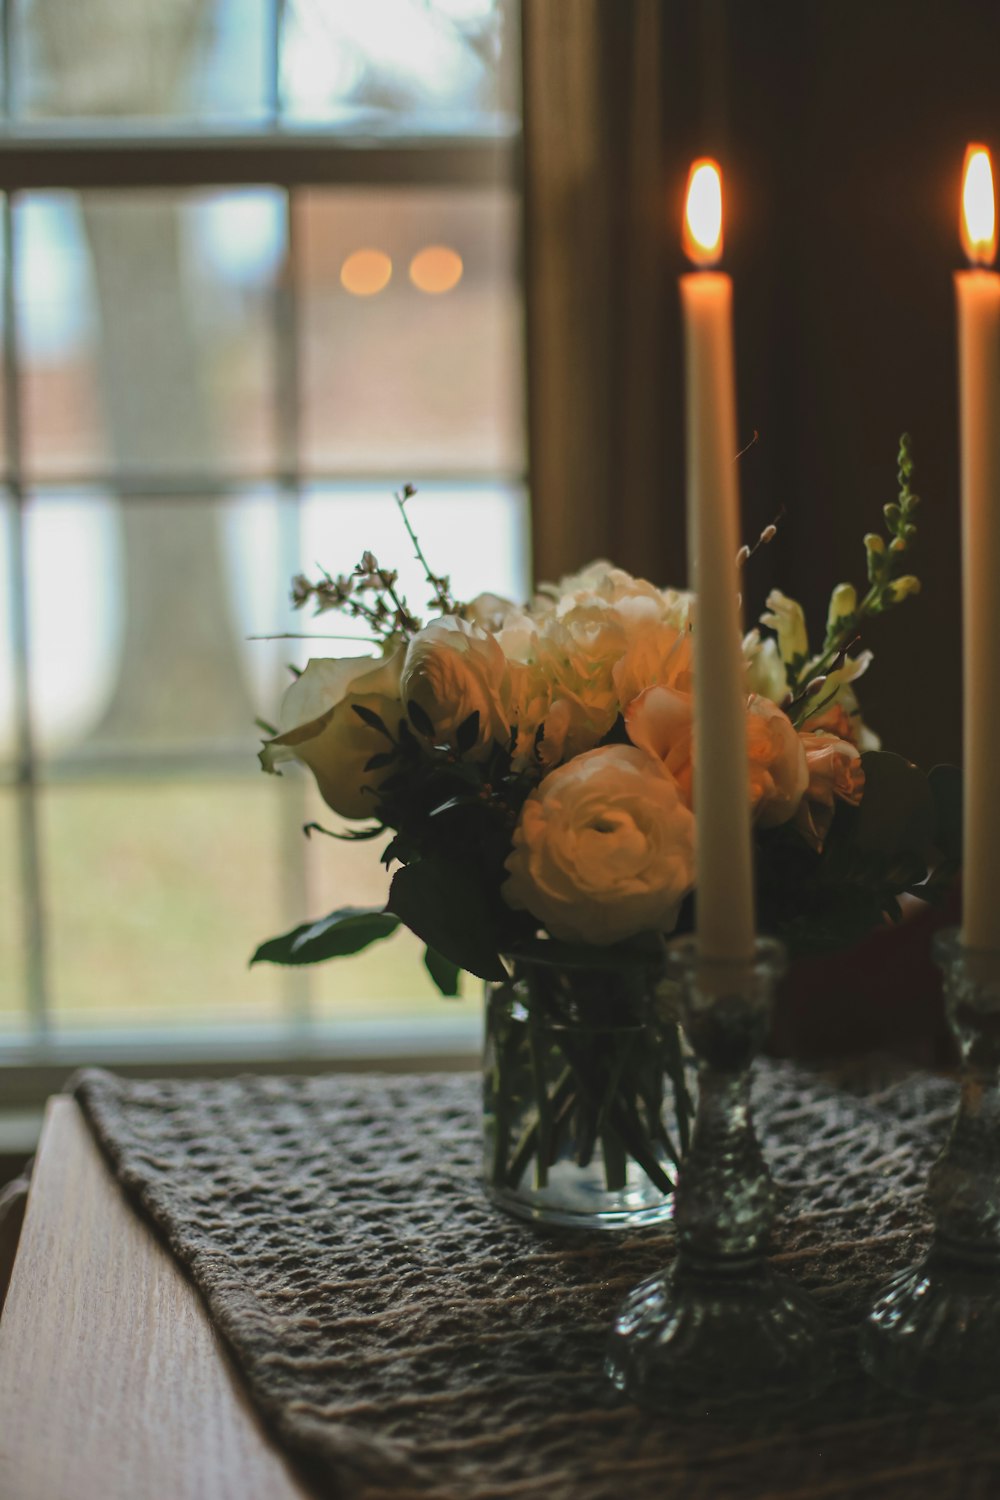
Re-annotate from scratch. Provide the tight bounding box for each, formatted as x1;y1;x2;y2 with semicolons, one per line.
0;1097;312;1500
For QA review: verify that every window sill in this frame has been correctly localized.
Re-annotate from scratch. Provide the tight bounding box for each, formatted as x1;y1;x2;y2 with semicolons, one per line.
0;1016;481;1111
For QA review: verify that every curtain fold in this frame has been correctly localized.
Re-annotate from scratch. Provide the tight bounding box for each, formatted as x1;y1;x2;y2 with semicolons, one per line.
522;0;683;586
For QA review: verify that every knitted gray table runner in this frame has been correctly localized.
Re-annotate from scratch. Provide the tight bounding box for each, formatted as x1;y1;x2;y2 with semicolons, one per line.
73;1064;1000;1500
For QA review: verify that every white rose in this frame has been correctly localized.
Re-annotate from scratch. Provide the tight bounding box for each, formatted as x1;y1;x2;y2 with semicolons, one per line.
259;648;404;819
503;744;696;945
401;615;510;757
535;604;627;753
539;561;688;638
464;592;519;632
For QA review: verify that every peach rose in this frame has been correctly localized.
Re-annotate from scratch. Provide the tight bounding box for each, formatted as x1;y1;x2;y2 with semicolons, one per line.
795;731;865;850
503;744;696;944
625;687;808;828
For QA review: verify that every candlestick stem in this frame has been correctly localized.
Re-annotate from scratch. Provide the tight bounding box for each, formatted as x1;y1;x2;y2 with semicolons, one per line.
606;936;830;1408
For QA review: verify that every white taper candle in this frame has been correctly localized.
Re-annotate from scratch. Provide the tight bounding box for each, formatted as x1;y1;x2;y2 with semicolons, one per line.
680;161;755;963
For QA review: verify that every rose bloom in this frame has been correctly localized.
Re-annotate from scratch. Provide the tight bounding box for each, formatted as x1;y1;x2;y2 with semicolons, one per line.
795;730;865;850
625;686;808;827
612;619;693;712
401;615;511;758
503;744;696;945
259;648;405;819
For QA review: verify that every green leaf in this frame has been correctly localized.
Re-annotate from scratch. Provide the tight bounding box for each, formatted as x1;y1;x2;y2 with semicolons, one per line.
250;906;400;967
928;763;962;863
424;946;462;996
455;710;481;755
387;857;506;981
302;821;384;842
850;751;935;863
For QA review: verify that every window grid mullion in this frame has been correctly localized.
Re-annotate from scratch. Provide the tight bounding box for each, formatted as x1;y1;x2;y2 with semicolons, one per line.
274;182;312;1030
4;189;50;1038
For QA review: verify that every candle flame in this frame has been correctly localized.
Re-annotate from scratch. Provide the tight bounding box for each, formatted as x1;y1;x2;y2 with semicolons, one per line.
961;144;997;266
684;159;724;266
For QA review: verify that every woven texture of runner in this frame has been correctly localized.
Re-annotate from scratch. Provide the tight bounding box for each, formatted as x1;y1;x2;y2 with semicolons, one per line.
73;1063;1000;1500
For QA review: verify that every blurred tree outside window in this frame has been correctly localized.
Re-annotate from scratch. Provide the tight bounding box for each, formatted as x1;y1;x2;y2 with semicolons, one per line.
0;0;526;1045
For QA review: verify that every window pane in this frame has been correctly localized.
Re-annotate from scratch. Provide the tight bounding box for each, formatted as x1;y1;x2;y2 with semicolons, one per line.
298;187;523;474
299;481;530;626
41;779;290;1029
0;791;27;1036
281;0;518;133
16;191;284;482
13;0;274;124
23;490;296;762
298;780;444;1021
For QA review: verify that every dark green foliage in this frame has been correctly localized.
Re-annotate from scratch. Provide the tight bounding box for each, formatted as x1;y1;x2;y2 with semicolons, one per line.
423;946;463;996
387;857;507;981
250;907;400;966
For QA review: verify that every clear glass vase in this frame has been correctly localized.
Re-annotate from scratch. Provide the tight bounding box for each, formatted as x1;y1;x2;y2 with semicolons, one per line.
482;953;692;1230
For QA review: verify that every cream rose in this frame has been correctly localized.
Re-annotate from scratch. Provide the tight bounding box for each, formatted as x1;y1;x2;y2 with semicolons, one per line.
612;620;693;713
795;731;865;850
401;615;511;757
503;744;696;945
535;604;629;755
625;687;808;828
259;648;405;819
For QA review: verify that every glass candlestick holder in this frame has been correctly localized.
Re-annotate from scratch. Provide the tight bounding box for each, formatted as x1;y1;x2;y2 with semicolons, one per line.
862;929;1000;1402
606;935;831;1409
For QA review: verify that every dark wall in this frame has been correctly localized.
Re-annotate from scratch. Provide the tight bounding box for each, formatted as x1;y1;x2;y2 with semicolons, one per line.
664;0;1000;773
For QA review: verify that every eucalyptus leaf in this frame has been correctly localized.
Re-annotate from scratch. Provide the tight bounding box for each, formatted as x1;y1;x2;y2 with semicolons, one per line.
250;906;400;967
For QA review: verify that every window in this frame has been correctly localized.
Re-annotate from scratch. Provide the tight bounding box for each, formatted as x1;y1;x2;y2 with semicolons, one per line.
0;0;525;1078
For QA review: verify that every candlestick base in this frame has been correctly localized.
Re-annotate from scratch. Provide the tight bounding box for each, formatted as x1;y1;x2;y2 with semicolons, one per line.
862;1246;1000;1403
862;929;1000;1403
606;1253;830;1410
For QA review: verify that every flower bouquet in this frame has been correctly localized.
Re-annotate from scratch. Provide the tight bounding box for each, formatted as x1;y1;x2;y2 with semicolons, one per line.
254;438;959;1225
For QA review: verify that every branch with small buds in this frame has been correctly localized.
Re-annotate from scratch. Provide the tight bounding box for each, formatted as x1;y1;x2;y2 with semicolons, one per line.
291;553;422;642
394;484;461;617
737;507;784;568
286;485;464;643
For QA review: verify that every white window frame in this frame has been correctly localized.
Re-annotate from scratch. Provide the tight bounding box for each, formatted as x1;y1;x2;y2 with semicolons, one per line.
0;18;524;1103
